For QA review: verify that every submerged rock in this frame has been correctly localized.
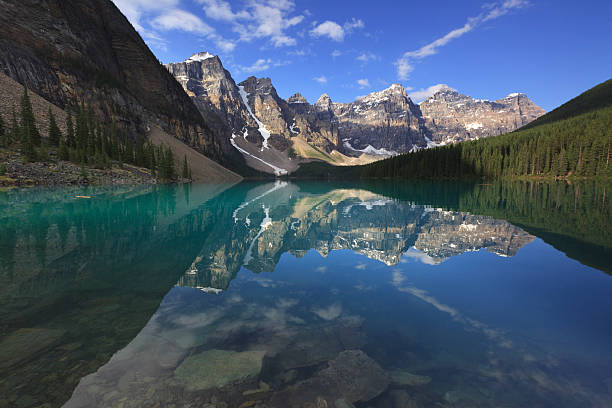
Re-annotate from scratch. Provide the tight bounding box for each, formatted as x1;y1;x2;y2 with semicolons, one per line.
270;350;389;407
389;370;431;387
174;349;266;391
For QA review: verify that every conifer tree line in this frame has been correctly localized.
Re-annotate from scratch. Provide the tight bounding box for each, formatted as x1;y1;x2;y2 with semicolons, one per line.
361;106;612;180
0;87;192;181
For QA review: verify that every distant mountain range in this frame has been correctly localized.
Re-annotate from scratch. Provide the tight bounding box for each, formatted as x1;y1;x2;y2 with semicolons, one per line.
166;52;545;175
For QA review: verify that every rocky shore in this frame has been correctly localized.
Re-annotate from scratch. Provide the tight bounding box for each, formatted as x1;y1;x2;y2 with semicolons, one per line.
0;149;157;187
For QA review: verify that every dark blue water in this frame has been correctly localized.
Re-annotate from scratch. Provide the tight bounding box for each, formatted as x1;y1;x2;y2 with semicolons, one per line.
1;181;611;407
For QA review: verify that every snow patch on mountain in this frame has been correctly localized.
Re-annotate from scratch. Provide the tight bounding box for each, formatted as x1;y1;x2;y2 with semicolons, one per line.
238;86;272;149
343;140;398;156
231;134;287;175
465;122;484;130
187;52;214;62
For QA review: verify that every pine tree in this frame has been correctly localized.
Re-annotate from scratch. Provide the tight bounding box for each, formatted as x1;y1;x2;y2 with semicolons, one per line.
48;108;61;146
0;115;5;147
182;154;189;179
65;112;75;148
10;108;19;144
20;87;40;146
59;137;69;161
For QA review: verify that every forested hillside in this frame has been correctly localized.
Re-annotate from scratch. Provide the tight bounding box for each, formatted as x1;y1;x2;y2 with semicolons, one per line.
292;79;612;180
361;79;612;179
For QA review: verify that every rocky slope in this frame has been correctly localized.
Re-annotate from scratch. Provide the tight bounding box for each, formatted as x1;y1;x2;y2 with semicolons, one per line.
419;85;546;145
0;0;243;173
167;52;544;175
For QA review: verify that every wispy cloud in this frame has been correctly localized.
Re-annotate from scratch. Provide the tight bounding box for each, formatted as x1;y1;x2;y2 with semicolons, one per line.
356;51;377;62
331;50;342;58
357;78;371;89
314;75;328;84
396;0;529;79
151;9;214;36
237;58;290;73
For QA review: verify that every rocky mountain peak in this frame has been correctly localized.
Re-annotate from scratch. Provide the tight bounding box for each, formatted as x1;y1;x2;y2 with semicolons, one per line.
287;93;309;105
315;93;332;109
240;77;276;96
357;83;408;104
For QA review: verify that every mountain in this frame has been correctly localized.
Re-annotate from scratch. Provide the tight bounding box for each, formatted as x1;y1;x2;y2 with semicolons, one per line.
167;52;544;175
331;84;427;154
0;0;243;175
419;85;545;145
358;78;612;180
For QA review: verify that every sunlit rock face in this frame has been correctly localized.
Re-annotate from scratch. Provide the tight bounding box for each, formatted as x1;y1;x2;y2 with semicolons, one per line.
331;84;428;154
419;86;546;145
165;54;250;134
177;184;535;290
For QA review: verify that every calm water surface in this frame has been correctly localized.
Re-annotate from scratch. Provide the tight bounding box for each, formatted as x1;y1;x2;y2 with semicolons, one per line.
1;181;611;408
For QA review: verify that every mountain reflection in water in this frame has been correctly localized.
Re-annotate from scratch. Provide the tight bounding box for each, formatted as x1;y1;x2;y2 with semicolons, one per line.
1;181;611;408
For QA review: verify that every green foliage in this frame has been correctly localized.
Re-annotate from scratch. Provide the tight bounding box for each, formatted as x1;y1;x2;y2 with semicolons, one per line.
157;145;175;181
0;162;5;176
361;106;612;180
20;87;40;147
48;108;61;146
65;113;75;148
361;79;612;180
521;78;612;130
181;154;191;180
58;137;69;161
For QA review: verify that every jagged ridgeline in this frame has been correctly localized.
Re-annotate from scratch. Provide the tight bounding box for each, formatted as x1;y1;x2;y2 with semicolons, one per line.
0;0;247;172
360;79;612;179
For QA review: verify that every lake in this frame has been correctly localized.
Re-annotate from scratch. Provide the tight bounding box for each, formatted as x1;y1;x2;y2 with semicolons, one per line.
1;180;611;408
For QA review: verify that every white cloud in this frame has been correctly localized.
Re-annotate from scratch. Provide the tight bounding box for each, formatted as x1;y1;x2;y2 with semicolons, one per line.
151;9;214;36
238;58;290;73
215;38;237;52
357;78;371;89
331;50;342;58
356;52;377;62
197;0;249;21
310;20;344;41
408;84;454;102
395;0;529;79
344;18;365;32
314;75;328;84
310;17;364;42
233;0;305;47
114;0;305;52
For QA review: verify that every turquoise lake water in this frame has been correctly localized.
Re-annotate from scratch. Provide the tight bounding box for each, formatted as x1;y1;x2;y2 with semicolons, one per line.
1;181;611;408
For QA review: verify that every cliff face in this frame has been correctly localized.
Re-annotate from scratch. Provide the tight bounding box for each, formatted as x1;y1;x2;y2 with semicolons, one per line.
419;86;546;144
0;0;240;167
330;84;427;154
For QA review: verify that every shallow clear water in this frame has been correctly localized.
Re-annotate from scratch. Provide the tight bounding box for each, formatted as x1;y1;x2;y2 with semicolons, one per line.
1;181;611;408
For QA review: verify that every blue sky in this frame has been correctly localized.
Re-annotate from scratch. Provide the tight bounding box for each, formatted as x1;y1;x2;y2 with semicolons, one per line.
112;0;612;111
